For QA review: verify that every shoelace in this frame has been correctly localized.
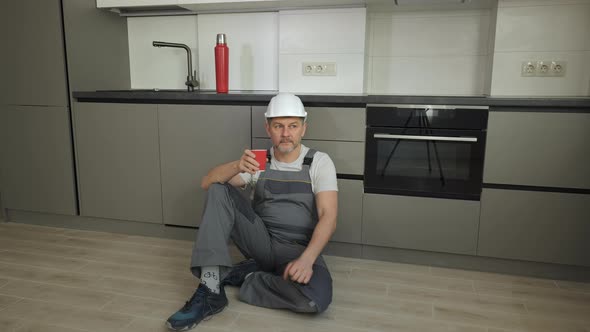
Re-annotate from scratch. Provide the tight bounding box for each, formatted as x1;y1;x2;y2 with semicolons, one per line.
181;287;206;312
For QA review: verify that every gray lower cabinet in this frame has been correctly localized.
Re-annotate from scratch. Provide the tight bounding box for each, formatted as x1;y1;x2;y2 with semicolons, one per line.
159;105;250;227
252;106;366;141
478;188;590;267
0;106;77;215
74;103;162;223
484;111;590;189
251;138;364;175
251;141;363;244
362;194;480;255
332;179;363;244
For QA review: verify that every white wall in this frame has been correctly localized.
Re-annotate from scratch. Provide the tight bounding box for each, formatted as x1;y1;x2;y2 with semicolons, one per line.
365;9;492;96
128;13;278;91
128;16;198;90
489;0;590;96
126;2;590;97
278;8;366;94
197;12;278;91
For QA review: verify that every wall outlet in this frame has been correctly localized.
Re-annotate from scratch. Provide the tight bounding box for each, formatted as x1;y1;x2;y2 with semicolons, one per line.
521;61;536;77
521;60;567;77
536;60;551;76
550;61;566;77
302;62;337;76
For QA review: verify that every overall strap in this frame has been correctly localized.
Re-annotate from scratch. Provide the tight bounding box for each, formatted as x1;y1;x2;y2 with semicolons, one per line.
303;148;317;167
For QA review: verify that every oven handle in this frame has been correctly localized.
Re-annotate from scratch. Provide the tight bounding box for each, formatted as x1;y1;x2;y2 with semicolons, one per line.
374;133;478;142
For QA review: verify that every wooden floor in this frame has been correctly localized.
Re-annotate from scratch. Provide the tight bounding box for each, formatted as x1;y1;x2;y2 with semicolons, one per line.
0;222;589;332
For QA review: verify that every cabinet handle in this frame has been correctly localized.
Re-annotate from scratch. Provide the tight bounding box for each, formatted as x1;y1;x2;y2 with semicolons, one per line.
374;134;478;142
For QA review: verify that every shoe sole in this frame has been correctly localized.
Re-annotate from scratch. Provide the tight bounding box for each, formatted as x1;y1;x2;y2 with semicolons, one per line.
165;305;227;331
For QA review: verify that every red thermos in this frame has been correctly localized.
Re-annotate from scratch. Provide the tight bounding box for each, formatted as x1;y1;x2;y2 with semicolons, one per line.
215;33;229;93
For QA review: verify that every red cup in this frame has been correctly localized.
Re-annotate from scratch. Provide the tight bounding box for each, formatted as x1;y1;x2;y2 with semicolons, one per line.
252;149;267;171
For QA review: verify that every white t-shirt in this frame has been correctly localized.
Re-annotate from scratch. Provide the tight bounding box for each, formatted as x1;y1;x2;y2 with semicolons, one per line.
239;145;338;194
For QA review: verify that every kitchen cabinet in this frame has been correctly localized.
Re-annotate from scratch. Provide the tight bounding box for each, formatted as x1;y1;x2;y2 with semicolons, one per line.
252;138;364;175
0;106;77;215
331;179;363;244
158;104;250;227
362;194;480;255
3;0;68;107
252;106;365;141
62;0;131;94
0;0;76;216
74;103;162;223
251;138;364;244
478;188;590;267
252;106;365;175
484;110;590;189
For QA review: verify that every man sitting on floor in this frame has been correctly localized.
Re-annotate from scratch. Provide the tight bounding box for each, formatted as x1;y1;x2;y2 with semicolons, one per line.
166;92;339;331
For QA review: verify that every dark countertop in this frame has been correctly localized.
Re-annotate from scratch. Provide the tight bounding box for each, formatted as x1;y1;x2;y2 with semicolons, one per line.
72;90;590;109
73;89;366;107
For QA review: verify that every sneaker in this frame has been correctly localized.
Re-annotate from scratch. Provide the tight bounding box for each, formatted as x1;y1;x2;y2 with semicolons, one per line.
166;285;228;331
221;259;260;287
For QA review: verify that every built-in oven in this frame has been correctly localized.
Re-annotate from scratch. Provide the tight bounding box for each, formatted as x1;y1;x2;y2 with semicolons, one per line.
364;104;488;200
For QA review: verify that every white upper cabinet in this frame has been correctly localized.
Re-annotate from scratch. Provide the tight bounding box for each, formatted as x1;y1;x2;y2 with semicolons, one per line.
96;0;367;13
97;0;178;8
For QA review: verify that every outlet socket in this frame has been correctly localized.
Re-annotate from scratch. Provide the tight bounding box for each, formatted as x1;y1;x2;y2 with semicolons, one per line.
536;60;551;76
302;62;337;76
550;61;566;77
521;61;536;77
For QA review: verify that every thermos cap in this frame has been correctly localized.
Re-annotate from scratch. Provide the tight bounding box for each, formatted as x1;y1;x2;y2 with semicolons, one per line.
216;33;226;44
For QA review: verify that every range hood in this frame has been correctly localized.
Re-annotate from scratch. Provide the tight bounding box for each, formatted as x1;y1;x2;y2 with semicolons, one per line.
97;0;366;16
394;0;468;5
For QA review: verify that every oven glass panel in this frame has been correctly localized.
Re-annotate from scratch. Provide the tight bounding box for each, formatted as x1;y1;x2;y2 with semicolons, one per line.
365;127;485;199
375;138;472;181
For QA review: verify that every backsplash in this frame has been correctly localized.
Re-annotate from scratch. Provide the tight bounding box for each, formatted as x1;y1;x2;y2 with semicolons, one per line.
126;0;590;97
197;12;278;91
128;15;198;90
490;0;590;96
365;9;492;95
278;8;366;94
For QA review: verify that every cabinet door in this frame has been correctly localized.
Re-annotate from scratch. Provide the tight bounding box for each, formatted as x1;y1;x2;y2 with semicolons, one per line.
159;105;250;227
74;103;162;223
0;106;77;215
62;0;131;92
252;106;366;141
484;111;590;189
3;0;68;107
362;194;480;255
331;179;363;244
478;188;590;267
251;138;364;175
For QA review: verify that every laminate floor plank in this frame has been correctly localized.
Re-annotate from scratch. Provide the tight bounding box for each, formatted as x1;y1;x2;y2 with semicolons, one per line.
0;223;588;332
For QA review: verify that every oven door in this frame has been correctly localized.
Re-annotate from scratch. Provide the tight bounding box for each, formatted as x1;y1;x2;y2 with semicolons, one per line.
364;127;486;200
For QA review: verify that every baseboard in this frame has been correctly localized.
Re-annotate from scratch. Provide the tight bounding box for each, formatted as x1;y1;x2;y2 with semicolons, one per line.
326;241;590;282
6;209;197;241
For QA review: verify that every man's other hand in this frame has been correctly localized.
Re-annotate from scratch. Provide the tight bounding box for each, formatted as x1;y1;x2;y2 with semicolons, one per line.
283;256;314;284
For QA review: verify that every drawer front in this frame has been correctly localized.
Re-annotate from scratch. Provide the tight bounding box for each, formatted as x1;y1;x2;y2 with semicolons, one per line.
484;111;590;189
252;138;364;175
478;188;590;267
362;193;480;255
332;179;363;244
252;106;365;141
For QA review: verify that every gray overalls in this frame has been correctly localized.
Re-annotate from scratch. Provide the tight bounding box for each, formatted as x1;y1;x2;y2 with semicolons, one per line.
190;148;333;313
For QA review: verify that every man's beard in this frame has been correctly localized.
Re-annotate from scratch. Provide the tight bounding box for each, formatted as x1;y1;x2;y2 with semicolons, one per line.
276;139;299;153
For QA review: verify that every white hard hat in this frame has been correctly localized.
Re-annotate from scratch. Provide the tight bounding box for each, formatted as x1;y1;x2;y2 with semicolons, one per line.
265;93;307;119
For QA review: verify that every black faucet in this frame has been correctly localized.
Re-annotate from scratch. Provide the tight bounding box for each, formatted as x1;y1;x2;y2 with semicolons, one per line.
152;41;199;91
